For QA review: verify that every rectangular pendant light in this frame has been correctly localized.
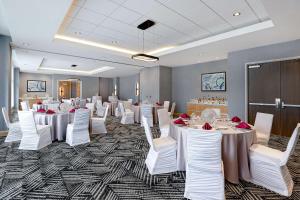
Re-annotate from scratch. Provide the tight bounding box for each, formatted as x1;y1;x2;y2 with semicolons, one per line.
131;53;159;62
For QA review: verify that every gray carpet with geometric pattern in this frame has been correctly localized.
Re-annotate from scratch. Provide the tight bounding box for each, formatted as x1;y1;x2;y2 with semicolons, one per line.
0;116;299;199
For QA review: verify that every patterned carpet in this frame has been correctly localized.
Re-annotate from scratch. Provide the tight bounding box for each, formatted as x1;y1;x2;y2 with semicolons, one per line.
0;116;299;199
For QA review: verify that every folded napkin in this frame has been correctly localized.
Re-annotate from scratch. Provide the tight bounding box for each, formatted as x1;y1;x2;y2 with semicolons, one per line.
36;100;43;105
180;113;190;119
133;102;139;106
202;122;212;130
46;109;56;114
174;118;186;125
156;102;162;106
37;108;46;113
231;116;241;123
69;108;76;113
236;122;251;129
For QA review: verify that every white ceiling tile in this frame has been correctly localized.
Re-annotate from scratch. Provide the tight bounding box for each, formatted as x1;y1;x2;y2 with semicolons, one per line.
110;0;127;5
122;0;159;15
69;18;97;32
110;6;142;24
101;18;139;37
246;0;269;21
65;26;91;38
84;0;119;16
76;8;106;25
202;0;259;28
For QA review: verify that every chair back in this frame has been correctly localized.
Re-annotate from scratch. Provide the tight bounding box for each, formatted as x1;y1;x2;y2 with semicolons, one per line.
87;98;91;103
96;100;103;108
47;103;60;112
79;100;86;108
170;102;176;117
85;103;95;117
157;109;170;128
18;111;38;136
128;99;133;104
73;109;90;131
142;116;154;148
141;104;153;127
186;129;224;199
103;105;109;121
281;123;300;165
2;107;10;127
21;101;30;111
60;102;73;113
119;102;126;116
254;112;273;136
163;101;170;111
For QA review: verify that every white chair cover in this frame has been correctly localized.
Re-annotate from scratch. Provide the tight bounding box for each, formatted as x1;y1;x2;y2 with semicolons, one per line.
96;100;106;117
142;116;177;175
79;100;86;108
249;123;300;196
141;104;153;127
168;102;176;118
92;96;102;103
128;99;133;104
66;109;90;146
185;129;224;200
86;103;95;118
18;111;52;150
2;107;22;142
157;109;170;138
20;101;30;111
254;112;274;145
87;98;92;103
120;102;134;124
91;105;109;134
60;102;73;113
47;103;60;112
163;101;170;111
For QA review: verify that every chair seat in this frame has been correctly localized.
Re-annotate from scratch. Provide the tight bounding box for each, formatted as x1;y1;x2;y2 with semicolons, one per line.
250;144;284;165
153;136;176;151
91;117;105;121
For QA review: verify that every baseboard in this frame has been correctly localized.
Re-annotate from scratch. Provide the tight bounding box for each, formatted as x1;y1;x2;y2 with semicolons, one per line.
0;131;8;137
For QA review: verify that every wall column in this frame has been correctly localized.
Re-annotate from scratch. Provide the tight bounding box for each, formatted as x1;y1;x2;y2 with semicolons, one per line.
0;35;12;131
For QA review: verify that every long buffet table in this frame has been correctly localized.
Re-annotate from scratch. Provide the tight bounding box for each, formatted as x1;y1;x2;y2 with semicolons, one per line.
186;102;228;115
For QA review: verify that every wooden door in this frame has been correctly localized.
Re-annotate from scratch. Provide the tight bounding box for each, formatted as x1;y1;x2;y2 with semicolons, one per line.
280;59;300;136
248;61;281;135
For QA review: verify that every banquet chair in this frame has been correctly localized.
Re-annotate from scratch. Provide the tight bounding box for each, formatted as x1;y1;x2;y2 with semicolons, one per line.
86;103;95;117
142;116;177;175
185;129;224;200
254;112;274;145
2;107;22;142
18;111;52;150
20;101;30;111
87;98;91;103
96;100;106;117
60;102;73;113
128;99;133;104
163;101;170;111
79;100;86;108
115;102;121;117
47;103;60;112
91;105;109;134
92;96;102;103
66;109;90;146
141;104;153;127
249;123;300;196
157;109;171;138
168;102;176;118
120;102;134;124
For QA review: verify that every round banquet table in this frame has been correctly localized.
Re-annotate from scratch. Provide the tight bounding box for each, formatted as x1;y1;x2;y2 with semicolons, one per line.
132;104;164;124
32;104;48;111
34;112;74;141
169;122;257;184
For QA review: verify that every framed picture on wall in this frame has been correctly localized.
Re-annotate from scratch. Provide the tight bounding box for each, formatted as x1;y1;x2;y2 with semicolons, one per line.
27;80;46;92
201;72;226;91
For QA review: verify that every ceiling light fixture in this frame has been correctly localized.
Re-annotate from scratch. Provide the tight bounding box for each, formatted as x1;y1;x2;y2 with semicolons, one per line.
40;66;114;75
132;20;159;62
54;34;137;55
233;12;241;16
71;64;77;67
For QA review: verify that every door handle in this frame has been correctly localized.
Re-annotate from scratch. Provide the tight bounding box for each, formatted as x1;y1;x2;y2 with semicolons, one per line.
281;101;300;108
275;98;281;109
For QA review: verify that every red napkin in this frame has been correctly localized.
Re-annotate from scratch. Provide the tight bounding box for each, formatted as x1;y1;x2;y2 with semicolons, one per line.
69;108;76;113
236;122;251;129
36;100;43;105
202;122;212;130
46;109;56;114
174;118;186;126
180;113;190;119
231;116;241;123
134;102;139;106
37;108;46;113
156;102;162;106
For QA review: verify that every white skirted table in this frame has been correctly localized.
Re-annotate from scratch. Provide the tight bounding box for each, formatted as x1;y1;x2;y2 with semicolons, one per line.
169;122;257;184
34;112;74;141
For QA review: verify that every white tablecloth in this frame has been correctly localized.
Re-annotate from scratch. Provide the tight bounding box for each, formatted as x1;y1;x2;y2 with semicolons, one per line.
32;104;48;111
34;112;74;141
169;122;256;184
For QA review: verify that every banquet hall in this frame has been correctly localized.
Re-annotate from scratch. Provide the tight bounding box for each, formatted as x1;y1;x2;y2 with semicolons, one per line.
0;0;300;199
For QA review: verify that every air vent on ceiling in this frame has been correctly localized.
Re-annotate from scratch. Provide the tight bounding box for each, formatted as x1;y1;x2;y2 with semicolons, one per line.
137;20;155;30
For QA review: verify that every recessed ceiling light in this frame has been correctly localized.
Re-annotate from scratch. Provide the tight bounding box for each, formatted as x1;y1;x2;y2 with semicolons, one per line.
233;12;241;16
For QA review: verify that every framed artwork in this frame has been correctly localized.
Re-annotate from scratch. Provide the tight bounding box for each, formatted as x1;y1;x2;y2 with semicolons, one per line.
201;72;226;91
27;80;46;92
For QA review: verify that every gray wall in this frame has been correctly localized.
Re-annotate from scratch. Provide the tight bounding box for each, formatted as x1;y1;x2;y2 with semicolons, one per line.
13;67;20;109
99;77;114;102
172;60;228;113
159;66;172;103
0;35;11;131
140;66;160;102
119;74;139;102
228;39;300;120
19;72;52;98
19;72;100;99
